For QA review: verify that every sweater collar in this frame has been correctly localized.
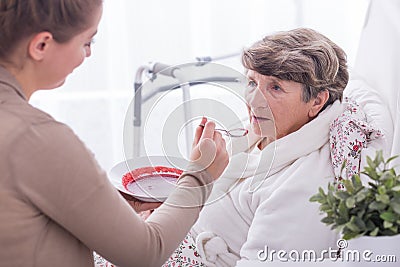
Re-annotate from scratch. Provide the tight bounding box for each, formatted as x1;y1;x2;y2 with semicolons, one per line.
0;65;27;101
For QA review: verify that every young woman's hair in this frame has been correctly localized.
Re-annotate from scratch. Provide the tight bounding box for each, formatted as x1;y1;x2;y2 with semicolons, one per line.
242;28;349;110
0;0;102;61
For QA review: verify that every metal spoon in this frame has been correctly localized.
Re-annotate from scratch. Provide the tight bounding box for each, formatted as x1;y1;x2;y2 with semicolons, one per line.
199;124;248;137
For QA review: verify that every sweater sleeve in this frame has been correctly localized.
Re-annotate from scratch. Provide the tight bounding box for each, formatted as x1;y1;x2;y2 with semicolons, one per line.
11;122;213;267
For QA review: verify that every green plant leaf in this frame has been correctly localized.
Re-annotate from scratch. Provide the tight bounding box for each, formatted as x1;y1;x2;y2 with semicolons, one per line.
309;194;323;203
384;177;395;189
392;185;400;192
369;227;379;236
321;216;334;225
352;174;363;190
337;217;349;226
377;185;386;195
355;190;367;202
383;220;393;229
345;216;366;232
327;190;336;207
343;179;354;194
381;229;397;236
353;216;366;231
368;201;386;211
320;204;331;212
319;187;327;197
376;193;390;204
309;150;400;239
345;221;360;232
382;170;396;180
346;197;355;208
338;201;349;221
364;168;379;180
390;202;400;214
341;159;347;169
365;220;376;231
374;150;384;166
366;155;375;169
343;232;362;240
380;211;397;222
389;225;398;233
386;155;399;164
335;191;350;200
357;209;366;219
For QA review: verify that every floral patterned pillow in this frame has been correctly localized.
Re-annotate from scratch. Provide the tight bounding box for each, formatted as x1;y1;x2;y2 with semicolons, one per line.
330;97;383;189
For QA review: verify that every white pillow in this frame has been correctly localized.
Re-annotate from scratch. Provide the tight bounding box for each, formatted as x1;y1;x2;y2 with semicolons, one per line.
344;74;394;169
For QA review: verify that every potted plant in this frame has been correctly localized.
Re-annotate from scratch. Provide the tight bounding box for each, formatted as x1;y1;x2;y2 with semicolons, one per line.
310;150;400;264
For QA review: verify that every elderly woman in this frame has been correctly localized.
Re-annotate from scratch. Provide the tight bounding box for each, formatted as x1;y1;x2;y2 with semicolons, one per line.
189;28;351;266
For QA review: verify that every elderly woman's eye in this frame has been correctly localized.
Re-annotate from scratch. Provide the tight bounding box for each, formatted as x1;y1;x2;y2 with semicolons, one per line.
247;80;257;89
272;85;281;91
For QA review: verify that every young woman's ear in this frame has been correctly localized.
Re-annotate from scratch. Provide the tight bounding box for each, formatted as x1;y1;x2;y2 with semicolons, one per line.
308;90;330;118
28;32;53;61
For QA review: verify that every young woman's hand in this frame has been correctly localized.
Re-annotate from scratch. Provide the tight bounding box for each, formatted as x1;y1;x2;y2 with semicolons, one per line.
189;117;229;180
119;191;161;214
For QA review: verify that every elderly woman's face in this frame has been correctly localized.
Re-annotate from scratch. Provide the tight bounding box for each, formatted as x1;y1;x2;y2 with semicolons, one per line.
245;70;314;141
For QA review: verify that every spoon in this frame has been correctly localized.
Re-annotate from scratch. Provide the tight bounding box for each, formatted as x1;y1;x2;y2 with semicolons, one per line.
199;124;248;137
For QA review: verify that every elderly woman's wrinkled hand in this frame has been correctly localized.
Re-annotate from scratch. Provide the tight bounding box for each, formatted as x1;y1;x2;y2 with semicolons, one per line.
189;117;229;180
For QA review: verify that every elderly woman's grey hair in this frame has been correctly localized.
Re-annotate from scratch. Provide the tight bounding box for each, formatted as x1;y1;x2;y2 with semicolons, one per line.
242;28;349;111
